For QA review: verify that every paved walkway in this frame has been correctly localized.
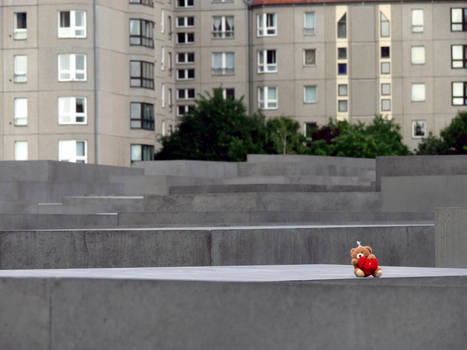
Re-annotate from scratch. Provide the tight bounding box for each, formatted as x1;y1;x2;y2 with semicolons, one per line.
1;264;467;282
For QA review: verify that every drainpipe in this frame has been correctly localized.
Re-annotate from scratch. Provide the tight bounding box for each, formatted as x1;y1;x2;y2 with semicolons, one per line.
93;0;99;164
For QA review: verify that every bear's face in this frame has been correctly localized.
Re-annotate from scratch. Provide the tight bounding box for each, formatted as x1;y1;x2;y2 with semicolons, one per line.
350;246;373;266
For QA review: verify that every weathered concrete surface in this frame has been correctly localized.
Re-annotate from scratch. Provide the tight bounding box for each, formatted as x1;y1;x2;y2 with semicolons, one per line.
435;207;467;268
0;225;434;269
0;265;466;350
0;214;118;230
135;160;238;178
381;175;467;212
376;155;467;190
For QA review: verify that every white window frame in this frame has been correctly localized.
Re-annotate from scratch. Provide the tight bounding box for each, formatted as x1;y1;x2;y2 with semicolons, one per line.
212;16;234;39
257;49;277;73
58;97;87;125
14;55;27;83
161;84;166;107
58;140;87;163
304;85;317;103
304;12;315;35
176;32;195;44
14;98;28;126
411;46;425;65
14;12;27;40
212;52;235;75
176;68;195;80
451;45;466;68
381;62;390;74
381;83;391;96
177;88;196;100
161;47;166;71
338;100;348;112
381;99;391;112
258;86;278;110
58;10;86;38
411;9;424;33
257;13;277;37
58;54;87;81
15;141;28;161
176;16;194;28
452;82;466;106
380;12;390;38
411;83;426;102
412;120;426;138
303;49;316;66
161;10;165;33
176;0;194;8
176;52;195;64
338;84;348;97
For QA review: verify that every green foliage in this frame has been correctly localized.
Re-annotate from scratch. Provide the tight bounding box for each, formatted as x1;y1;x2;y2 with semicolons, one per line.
265;116;307;155
307;116;410;158
416;111;467;155
155;88;267;161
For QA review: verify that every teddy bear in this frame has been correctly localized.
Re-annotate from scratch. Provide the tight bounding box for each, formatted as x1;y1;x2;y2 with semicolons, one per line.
350;241;382;278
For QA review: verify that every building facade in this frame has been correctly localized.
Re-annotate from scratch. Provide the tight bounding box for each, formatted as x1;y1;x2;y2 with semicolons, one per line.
0;0;466;166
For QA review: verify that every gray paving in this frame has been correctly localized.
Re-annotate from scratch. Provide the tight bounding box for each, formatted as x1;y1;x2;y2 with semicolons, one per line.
2;264;467;282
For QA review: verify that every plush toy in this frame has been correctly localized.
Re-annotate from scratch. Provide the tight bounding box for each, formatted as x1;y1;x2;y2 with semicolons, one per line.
350;241;382;278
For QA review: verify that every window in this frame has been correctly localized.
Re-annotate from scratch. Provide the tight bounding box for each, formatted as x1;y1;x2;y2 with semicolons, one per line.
452;82;467;105
177;88;196;100
338;63;347;75
411;83;426;102
452;45;467;68
129;19;154;48
161;84;165;107
381;83;391;96
451;8;467;32
130;103;154;130
14;56;27;83
161;47;165;70
257;13;277;36
304;122;317;138
412;120;426;138
212;52;234;75
258;86;278;109
304;12;315;35
381;62;390;74
129;0;154;7
304;49;316;66
338;47;347;59
258;50;277;73
14;12;27;40
380;12;390;37
131;144;154;163
337;14;346;39
381;99;391;111
381;46;390;58
161;121;166;136
338;84;348;97
168;16;172;37
161;10;165;33
212;16;234;38
176;16;194;28
177;104;194;117
130;61;154;89
411;46;425;64
58;54;86;81
338;100;348;112
168;52;173;72
304;86;317;103
177;0;194;8
58;11;86;38
177;32;194;43
222;88;235;99
59;140;87;163
177;52;195;64
15;141;28;161
177;68;195;80
412;9;424;32
14;98;28;126
59;97;86;124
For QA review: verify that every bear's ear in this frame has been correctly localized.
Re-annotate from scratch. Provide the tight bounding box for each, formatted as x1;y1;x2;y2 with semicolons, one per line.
364;246;373;254
350;248;355;257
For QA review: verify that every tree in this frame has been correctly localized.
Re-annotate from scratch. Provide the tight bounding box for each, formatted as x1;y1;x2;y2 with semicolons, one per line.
416;111;467;155
155;88;267;161
265;116;307;154
307;115;410;158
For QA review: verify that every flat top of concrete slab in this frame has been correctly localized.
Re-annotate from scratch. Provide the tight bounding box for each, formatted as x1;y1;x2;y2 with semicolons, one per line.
1;265;467;282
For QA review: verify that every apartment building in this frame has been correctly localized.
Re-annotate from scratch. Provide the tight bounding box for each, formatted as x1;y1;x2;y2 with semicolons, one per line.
1;0;466;166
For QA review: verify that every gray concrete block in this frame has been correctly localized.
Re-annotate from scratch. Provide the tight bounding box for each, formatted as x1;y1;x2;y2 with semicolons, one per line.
247;154;376;168
376;155;467;190
136;160;238;178
435;207;467;268
381;175;467;212
0;214;118;230
0;278;49;350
